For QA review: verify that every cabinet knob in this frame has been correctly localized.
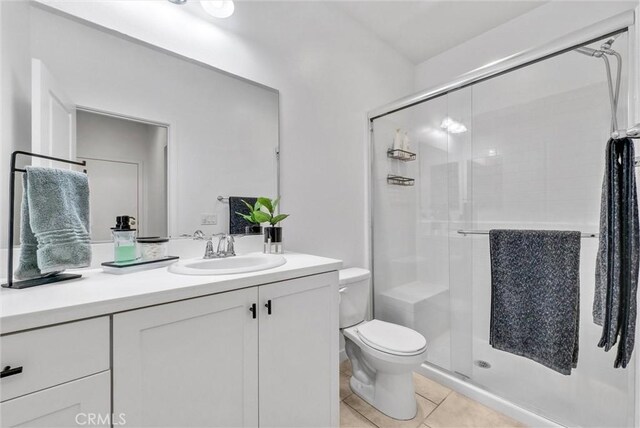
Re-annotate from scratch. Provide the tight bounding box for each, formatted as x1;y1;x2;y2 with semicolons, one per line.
249;303;257;319
265;300;272;315
1;365;23;378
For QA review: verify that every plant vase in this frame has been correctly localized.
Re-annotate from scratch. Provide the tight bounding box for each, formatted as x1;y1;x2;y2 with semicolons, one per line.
263;226;283;254
245;224;263;235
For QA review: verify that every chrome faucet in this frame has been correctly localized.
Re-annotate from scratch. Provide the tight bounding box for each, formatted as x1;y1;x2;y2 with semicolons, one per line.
203;233;236;259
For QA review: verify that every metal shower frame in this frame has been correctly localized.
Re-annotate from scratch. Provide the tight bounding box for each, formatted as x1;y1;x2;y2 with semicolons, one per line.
365;9;639;427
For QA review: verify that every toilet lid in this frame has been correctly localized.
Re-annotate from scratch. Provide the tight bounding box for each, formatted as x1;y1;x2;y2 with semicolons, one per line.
355;320;427;356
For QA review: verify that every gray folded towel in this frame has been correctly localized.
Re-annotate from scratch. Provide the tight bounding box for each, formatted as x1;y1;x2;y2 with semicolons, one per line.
594;138;639;369
15;167;91;279
489;229;581;375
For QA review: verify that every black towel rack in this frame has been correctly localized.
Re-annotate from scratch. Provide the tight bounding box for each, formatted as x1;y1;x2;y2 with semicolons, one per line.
3;151;87;289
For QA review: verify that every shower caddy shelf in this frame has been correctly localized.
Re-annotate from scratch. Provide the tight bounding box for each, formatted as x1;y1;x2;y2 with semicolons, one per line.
387;146;416;186
387;174;415;186
387;148;416;161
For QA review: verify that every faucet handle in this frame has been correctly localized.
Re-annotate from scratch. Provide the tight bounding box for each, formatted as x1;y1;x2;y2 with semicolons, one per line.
215;233;227;254
204;239;215;259
226;235;236;256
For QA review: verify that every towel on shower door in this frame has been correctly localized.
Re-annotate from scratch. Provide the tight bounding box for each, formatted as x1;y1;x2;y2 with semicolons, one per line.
489;229;581;375
15;167;91;279
594;138;639;369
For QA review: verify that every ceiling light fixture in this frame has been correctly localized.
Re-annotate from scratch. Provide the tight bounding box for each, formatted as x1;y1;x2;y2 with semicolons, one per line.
440;117;468;134
168;0;188;4
200;0;235;18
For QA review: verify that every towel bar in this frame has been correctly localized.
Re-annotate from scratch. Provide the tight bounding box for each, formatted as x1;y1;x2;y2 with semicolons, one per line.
457;229;598;238
3;151;88;289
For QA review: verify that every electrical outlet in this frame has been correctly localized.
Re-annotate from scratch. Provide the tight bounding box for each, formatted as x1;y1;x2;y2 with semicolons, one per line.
201;213;217;225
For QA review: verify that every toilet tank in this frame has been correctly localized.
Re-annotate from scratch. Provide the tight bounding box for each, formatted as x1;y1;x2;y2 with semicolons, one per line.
339;268;371;328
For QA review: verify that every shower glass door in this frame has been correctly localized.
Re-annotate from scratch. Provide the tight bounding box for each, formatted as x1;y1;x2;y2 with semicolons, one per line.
371;32;634;427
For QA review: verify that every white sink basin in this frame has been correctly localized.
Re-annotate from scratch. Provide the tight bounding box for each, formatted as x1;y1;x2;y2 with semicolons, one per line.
169;253;286;275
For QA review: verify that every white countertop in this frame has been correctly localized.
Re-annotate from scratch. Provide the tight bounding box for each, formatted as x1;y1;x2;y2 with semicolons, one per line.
0;252;342;335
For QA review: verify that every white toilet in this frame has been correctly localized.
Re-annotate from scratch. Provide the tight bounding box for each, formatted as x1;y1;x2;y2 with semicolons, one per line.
339;268;428;420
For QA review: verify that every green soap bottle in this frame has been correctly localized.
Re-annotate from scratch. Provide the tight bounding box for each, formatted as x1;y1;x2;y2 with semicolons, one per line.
112;215;138;263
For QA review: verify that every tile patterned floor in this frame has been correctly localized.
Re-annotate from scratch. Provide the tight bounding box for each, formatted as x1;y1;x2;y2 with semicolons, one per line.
339;360;525;428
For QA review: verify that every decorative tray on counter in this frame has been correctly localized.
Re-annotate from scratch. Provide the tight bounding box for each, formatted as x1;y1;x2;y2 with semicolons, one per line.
101;256;179;275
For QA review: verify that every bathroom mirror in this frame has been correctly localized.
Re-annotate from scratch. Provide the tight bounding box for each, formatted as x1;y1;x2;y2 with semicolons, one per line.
5;2;279;242
76;110;169;242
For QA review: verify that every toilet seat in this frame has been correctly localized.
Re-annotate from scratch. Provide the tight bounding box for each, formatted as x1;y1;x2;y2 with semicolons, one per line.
354;320;427;356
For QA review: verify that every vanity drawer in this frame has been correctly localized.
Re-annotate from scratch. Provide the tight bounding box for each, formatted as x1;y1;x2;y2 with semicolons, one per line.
1;371;111;428
1;317;110;402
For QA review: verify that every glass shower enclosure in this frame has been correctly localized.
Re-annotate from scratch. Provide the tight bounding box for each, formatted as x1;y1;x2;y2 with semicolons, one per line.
370;31;635;427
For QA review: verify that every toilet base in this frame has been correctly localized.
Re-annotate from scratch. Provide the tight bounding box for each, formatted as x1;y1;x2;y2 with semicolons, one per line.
349;371;418;420
342;321;428;421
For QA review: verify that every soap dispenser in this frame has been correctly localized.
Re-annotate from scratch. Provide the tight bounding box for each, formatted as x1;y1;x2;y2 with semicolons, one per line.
112;215;138;263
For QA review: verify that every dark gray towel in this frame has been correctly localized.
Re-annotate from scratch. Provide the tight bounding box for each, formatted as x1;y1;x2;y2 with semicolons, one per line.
594;138;639;369
489;229;581;375
229;196;258;235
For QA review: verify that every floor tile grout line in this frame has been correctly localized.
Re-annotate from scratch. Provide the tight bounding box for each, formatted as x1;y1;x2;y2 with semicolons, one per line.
419;397;439;425
341;371;522;428
342;393;441;428
341;369;446;428
340;366;463;428
342;397;384;428
415;392;444;408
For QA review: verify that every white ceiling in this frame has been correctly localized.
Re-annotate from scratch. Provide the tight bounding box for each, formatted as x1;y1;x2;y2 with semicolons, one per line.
332;1;547;64
183;1;547;65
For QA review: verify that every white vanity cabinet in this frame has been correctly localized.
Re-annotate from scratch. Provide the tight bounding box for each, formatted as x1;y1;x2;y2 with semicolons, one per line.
258;273;339;427
0;372;111;428
113;286;259;427
0;317;111;428
113;271;339;427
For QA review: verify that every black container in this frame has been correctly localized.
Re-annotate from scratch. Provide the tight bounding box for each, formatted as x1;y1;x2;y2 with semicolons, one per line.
264;226;282;243
263;226;283;254
245;224;263;235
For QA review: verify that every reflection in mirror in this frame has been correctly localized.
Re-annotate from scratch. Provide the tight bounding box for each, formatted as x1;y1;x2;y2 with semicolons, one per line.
76;110;168;242
4;2;279;244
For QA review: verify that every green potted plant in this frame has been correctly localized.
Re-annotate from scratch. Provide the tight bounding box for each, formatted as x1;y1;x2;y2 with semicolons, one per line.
257;197;288;253
236;200;268;235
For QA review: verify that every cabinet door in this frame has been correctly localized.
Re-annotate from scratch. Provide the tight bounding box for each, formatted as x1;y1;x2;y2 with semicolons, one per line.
113;287;259;427
258;272;339;428
0;371;110;428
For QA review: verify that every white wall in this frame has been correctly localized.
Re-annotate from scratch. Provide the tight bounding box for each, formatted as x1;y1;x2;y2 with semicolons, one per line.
32;0;415;268
414;1;638;91
0;1;31;246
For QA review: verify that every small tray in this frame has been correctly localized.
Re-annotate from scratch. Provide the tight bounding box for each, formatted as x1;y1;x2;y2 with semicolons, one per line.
102;256;179;275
